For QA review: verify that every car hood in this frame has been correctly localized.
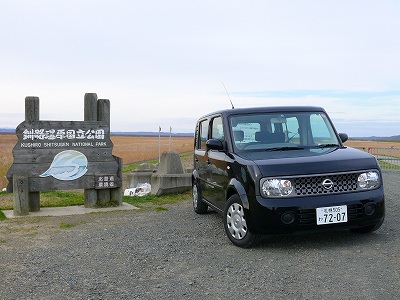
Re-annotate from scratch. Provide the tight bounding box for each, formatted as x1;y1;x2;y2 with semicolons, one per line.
237;147;379;177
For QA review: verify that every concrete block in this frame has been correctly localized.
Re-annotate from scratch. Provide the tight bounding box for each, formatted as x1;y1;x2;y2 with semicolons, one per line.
127;172;154;188
150;174;191;196
157;152;184;174
126;163;157;188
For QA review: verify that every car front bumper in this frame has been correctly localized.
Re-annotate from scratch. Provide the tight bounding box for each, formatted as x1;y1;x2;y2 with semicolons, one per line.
246;187;385;234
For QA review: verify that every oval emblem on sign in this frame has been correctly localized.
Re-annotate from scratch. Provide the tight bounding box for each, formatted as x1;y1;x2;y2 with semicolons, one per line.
40;150;88;181
322;178;334;190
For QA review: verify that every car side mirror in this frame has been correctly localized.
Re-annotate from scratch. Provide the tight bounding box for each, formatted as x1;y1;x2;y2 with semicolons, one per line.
339;133;348;143
206;139;224;151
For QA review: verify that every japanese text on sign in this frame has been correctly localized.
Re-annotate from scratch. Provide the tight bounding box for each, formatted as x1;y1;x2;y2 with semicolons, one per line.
95;175;117;189
22;129;105;141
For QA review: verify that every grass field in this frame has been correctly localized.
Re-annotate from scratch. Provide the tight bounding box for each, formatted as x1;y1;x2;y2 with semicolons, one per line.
0;134;17;190
344;140;400;163
344;139;400;149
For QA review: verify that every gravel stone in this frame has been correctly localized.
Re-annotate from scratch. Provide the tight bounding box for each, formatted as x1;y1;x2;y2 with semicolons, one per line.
0;171;399;299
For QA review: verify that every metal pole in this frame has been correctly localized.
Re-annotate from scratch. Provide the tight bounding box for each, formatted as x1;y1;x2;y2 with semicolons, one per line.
169;126;172;151
158;126;161;163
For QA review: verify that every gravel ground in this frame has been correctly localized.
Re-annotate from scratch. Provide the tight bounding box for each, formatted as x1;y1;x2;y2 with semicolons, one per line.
0;171;399;300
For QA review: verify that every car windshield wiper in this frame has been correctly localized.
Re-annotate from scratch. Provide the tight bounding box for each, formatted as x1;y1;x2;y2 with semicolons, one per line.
264;146;304;152
310;144;340;149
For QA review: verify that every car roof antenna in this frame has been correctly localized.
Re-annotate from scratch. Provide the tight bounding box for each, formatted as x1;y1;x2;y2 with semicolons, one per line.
222;81;234;109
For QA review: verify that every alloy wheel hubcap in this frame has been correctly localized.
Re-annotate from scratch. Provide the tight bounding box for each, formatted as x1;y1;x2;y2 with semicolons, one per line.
226;203;247;240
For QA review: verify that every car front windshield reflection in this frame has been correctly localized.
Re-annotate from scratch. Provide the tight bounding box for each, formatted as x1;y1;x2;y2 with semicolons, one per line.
230;112;339;151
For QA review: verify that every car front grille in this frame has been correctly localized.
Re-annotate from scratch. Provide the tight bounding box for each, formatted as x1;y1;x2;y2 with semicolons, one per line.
294;172;359;196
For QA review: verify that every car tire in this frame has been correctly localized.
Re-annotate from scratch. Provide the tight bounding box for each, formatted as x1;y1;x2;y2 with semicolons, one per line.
350;218;384;234
224;194;261;248
192;181;208;214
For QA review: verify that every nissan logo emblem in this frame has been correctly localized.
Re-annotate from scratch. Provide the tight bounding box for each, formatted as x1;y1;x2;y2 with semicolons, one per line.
322;179;334;190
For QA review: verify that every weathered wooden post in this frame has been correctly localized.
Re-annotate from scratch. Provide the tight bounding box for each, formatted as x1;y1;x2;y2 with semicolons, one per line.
111;156;123;205
12;175;29;216
96;98;111;206
25;97;41;212
84;93;99;207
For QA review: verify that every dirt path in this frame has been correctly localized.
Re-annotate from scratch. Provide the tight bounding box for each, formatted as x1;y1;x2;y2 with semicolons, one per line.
0;171;399;299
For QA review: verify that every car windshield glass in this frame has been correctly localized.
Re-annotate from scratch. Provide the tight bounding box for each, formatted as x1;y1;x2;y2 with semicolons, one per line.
229;111;340;151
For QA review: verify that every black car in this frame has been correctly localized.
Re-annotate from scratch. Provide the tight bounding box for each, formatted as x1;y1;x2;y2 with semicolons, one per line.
192;106;385;247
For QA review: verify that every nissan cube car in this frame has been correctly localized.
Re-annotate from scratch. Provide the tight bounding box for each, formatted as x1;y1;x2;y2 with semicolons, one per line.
192;106;385;247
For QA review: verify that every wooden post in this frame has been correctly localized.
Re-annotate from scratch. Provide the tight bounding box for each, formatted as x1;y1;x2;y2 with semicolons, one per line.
84;190;97;208
98;99;110;125
111;156;123;205
25;96;39;121
84;93;98;207
13;175;29;216
25;96;41;211
97;98;112;206
29;193;41;212
97;190;111;207
84;93;98;121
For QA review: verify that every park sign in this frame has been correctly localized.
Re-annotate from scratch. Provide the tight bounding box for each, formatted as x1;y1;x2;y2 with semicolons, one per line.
10;121;117;189
19;123;109;150
6;94;122;215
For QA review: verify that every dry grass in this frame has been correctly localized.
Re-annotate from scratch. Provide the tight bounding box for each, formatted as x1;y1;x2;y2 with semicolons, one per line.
0;134;193;190
0;134;17;190
345;140;400;157
344;140;400;149
111;135;193;164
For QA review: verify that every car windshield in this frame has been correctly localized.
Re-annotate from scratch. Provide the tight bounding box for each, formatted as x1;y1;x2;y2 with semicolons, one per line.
230;111;340;151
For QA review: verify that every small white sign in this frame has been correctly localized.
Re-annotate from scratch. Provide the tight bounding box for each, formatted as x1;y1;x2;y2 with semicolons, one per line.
316;205;348;225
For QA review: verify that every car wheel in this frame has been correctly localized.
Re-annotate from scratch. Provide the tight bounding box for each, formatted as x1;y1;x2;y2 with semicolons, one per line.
350;218;384;234
192;181;208;214
224;194;260;248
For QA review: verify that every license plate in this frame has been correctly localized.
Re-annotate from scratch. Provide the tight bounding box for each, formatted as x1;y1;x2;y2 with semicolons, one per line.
316;205;348;225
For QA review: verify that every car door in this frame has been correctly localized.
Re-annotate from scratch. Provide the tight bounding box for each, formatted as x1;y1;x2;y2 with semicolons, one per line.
202;116;229;211
194;118;210;199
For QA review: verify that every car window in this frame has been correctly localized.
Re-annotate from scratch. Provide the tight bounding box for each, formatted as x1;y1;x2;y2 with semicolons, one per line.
198;119;209;150
211;116;224;140
310;113;337;144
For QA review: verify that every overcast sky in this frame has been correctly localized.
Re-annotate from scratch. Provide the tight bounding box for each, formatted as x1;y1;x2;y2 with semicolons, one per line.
1;0;399;137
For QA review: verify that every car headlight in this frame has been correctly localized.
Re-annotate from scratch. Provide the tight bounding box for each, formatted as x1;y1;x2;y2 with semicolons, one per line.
261;179;293;197
358;171;380;189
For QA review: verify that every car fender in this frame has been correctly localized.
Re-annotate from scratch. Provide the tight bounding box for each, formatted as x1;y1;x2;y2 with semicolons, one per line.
227;178;249;210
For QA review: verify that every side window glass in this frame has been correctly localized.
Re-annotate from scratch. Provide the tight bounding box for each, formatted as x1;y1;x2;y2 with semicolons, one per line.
310;113;335;144
211;117;224;140
198;120;209;150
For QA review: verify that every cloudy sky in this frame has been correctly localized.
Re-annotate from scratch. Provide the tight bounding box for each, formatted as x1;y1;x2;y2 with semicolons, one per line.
1;0;399;137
